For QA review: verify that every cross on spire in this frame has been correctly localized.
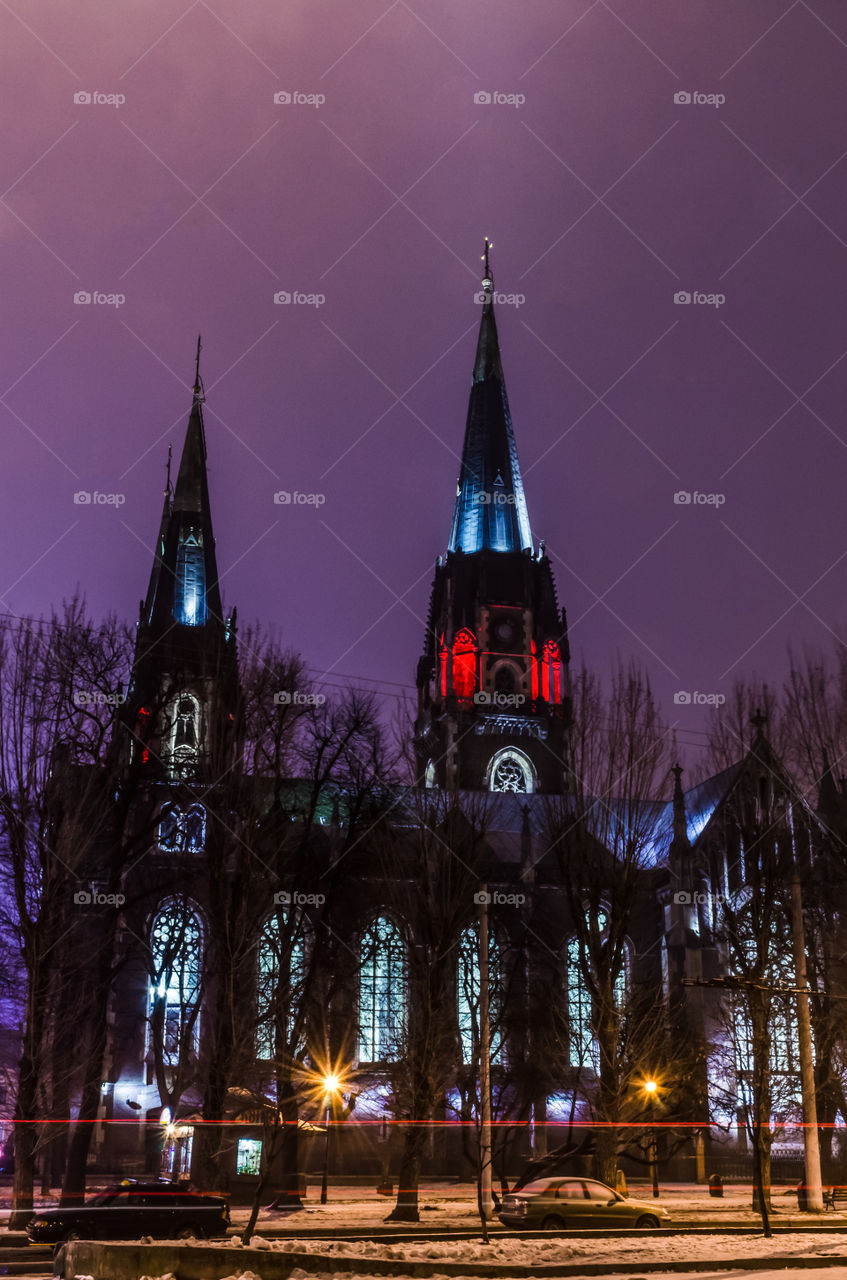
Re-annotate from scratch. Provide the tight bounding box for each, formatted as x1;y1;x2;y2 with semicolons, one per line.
750;706;768;736
481;236;493;289
193;334;203;400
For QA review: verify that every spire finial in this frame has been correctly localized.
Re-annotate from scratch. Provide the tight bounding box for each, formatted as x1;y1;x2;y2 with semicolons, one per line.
751;706;767;737
165;444;172;497
193;334;203;400
481;237;494;292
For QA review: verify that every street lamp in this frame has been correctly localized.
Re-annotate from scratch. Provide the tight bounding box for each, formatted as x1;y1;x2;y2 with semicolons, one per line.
320;1074;341;1205
643;1080;660;1199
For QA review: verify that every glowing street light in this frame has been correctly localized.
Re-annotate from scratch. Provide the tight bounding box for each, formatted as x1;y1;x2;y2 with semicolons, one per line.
643;1079;660;1199
320;1072;343;1205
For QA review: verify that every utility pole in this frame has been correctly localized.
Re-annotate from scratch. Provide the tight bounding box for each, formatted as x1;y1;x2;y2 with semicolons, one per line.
791;873;823;1211
478;884;494;1222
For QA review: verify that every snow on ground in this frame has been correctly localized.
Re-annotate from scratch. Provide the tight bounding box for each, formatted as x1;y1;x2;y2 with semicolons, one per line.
242;1231;847;1266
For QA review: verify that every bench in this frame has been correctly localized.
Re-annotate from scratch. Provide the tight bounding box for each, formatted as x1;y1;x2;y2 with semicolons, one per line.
823;1186;847;1211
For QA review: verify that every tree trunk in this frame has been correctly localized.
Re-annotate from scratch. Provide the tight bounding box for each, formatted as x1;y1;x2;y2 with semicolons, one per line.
269;1081;302;1210
10;1117;37;1230
386;1126;423;1222
62;1035;108;1206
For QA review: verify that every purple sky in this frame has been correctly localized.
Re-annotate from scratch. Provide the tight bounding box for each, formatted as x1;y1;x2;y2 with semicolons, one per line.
1;0;846;768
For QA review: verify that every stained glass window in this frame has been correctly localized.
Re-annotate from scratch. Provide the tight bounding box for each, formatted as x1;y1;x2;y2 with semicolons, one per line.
457;924;504;1065
149;902;202;1065
256;912;308;1060
566;927;628;1071
358;917;405;1063
488;748;534;793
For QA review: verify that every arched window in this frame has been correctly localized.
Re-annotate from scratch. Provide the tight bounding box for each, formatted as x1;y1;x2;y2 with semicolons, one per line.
424;760;436;789
183;805;206;852
566;925;629;1072
486;747;536;794
158;804;182;851
149;902;202;1066
358;917;405;1063
168;693;201;779
457;923;504;1065
541;641;562;703
175;526;206;626
256;912;308;1060
158;803;206;852
452;629;477;700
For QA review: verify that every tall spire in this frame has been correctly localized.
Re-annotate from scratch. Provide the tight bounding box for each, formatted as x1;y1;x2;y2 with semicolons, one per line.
174;335;210;515
448;240;533;555
142;446;174;624
143;343;222;629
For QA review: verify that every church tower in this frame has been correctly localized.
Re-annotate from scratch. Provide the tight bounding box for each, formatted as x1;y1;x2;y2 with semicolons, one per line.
415;244;570;794
125;341;239;788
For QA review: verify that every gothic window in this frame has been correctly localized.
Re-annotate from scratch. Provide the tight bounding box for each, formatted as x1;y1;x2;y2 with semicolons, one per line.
256;912;308;1060
158;804;182;851
486;747;535;794
183;805;206;852
566;925;629;1072
168;694;201;779
358;916;405;1063
424;760;436;789
452;629;477;700
158;803;206;852
542;641;562;703
175;526;206;626
457;923;504;1065
149;902;202;1066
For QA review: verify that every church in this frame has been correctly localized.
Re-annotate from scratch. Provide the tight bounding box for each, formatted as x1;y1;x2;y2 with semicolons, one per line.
5;246;840;1204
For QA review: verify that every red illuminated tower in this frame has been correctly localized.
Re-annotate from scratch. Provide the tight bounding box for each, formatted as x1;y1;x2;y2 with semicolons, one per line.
415;243;570;793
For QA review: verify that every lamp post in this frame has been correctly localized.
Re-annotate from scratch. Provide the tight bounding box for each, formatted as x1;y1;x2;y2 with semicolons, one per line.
644;1080;660;1199
320;1074;340;1205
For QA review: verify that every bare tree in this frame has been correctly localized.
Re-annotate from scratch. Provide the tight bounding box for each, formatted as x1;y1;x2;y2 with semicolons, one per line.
546;662;673;1185
0;602;133;1227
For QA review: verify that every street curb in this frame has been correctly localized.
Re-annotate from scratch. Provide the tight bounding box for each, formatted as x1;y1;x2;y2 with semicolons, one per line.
60;1241;847;1280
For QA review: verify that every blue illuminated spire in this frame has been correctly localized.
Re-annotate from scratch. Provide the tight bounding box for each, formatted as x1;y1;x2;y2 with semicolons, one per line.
144;338;223;630
448;240;533;555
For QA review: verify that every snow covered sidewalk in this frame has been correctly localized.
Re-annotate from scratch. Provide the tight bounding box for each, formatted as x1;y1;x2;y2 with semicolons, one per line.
252;1230;847;1268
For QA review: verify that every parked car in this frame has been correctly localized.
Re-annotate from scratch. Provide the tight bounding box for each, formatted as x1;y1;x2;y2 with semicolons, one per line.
499;1176;670;1229
27;1178;230;1244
